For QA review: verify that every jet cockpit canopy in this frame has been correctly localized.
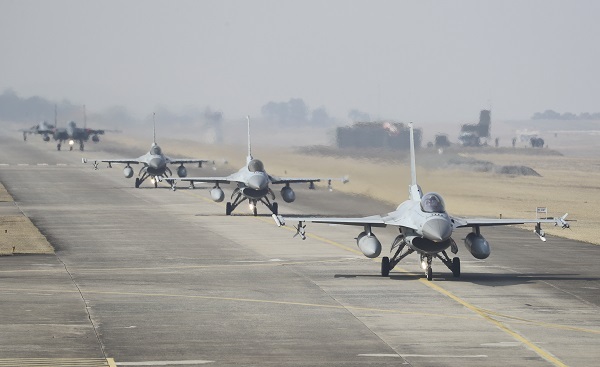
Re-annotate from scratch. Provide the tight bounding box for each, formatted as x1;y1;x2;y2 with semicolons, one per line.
420;192;445;213
150;144;162;155
247;159;265;172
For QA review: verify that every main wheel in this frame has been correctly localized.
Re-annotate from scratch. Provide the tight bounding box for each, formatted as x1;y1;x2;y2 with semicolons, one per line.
272;202;278;215
427;267;433;281
381;257;390;277
57;144;61;151
135;178;140;188
154;179;158;188
69;145;73;151
253;205;258;216
226;202;232;216
79;144;84;151
452;257;461;277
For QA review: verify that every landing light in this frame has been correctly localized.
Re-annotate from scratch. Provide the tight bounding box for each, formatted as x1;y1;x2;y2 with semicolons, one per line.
249;203;255;211
68;140;75;146
150;178;156;184
421;260;428;270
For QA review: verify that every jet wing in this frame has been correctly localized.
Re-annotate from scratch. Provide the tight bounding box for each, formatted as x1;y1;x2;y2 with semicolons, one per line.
82;158;141;166
451;214;570;229
273;214;387;227
164;176;232;185
270;175;349;185
167;159;213;167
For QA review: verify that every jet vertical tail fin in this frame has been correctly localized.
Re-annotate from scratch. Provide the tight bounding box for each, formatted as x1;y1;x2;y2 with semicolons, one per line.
153;112;157;145
408;122;422;201
246;115;253;164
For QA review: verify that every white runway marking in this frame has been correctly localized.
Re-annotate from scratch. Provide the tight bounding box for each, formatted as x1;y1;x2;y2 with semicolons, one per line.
358;353;488;358
117;361;214;366
17;163;29;166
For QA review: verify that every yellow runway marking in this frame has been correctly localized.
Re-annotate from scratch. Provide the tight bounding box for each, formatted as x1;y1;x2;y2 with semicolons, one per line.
255;217;582;366
174;184;581;365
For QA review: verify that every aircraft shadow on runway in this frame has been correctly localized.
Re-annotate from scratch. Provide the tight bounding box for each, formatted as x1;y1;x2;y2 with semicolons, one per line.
334;272;598;285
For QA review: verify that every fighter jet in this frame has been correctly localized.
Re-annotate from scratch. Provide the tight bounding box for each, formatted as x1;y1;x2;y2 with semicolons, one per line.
83;114;213;188
166;116;348;216
273;123;570;281
53;120;106;151
20;120;55;142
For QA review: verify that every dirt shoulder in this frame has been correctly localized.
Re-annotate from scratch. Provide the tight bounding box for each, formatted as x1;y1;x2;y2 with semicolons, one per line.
0;183;54;255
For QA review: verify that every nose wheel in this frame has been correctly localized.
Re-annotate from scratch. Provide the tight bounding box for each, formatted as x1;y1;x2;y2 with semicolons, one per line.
421;254;433;281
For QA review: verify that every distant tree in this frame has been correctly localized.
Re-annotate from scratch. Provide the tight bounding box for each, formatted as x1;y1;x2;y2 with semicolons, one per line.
261;98;310;126
310;106;334;126
348;109;371;122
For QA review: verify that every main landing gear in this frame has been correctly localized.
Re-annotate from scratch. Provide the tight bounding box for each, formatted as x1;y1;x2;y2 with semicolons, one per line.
225;189;278;216
381;234;415;277
380;234;461;281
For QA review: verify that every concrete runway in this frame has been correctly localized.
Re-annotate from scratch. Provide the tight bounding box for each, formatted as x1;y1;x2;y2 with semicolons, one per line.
0;134;598;367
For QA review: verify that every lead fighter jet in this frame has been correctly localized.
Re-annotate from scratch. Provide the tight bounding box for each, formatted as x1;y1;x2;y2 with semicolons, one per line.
83;114;213;188
273;123;570;280
166;116;348;216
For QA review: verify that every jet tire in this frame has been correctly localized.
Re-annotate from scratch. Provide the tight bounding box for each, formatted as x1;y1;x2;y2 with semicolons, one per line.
135;178;140;188
226;202;232;216
381;256;390;277
253;206;258;216
452;257;461;277
427;267;433;281
272;202;278;215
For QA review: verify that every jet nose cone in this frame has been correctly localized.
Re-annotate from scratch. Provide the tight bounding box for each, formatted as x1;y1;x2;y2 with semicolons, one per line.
422;217;453;242
247;173;269;190
149;157;165;170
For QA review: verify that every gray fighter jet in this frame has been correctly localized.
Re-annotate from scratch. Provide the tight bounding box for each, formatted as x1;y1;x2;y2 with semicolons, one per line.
166;116;348;216
20;120;55;142
83;114;212;188
273;123;570;280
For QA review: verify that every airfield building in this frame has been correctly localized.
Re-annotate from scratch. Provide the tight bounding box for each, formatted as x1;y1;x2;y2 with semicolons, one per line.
336;121;422;150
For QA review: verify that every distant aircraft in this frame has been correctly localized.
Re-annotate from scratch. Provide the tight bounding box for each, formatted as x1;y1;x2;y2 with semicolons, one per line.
166;116;348;216
83;113;213;188
54;120;106;151
53;106;109;151
20;120;55;142
273;123;570;280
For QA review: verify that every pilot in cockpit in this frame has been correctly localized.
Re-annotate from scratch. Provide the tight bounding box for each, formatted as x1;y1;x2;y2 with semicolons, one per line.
247;159;265;172
150;145;162;155
420;192;445;213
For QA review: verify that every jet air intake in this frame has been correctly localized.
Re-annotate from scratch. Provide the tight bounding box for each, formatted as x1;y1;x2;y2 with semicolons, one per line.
280;186;296;203
356;231;382;258
464;232;491;259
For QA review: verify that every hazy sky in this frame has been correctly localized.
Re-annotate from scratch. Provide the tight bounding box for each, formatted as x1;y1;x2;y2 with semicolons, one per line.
1;0;598;122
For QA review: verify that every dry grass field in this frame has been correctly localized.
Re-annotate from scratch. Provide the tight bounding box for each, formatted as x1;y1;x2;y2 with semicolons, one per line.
103;133;600;245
